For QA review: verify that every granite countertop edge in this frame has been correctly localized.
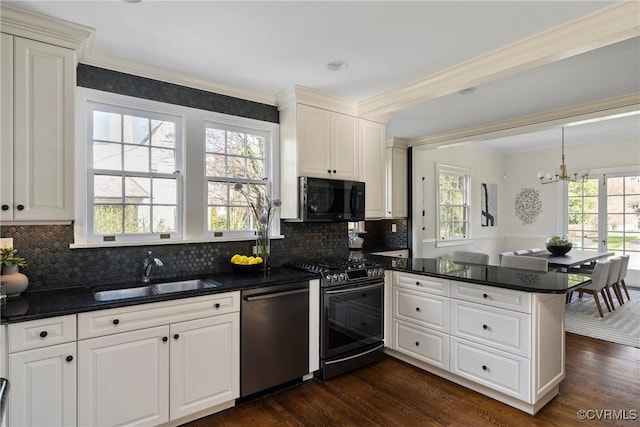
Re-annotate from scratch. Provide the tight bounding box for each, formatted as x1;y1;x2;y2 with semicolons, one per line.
1;267;319;324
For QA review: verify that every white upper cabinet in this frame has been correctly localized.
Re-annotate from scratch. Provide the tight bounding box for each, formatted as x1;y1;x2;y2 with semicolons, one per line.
0;34;76;222
359;119;385;219
385;143;408;218
297;104;359;181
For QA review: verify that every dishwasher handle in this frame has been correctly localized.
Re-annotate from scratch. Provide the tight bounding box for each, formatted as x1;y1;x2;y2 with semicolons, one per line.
243;287;309;301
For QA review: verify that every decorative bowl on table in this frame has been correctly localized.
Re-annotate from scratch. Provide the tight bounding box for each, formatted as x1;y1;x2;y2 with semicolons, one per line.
545;235;573;256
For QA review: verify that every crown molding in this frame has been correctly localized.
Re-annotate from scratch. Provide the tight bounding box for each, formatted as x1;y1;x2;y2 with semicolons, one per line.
0;4;94;60
408;92;640;148
385;138;410;149
358;1;640;118
81;50;277;106
276;85;358;116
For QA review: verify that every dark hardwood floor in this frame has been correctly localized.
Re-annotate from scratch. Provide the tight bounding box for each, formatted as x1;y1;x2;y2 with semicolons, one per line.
184;333;639;426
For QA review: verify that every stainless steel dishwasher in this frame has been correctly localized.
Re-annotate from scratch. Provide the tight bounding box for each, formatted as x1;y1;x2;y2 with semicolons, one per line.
241;281;309;398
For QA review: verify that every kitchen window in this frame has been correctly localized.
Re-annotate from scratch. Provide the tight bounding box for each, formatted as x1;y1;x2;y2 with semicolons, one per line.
74;88;279;247
436;164;470;245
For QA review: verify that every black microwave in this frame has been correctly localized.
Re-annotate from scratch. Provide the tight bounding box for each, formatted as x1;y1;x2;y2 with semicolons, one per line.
299;177;365;222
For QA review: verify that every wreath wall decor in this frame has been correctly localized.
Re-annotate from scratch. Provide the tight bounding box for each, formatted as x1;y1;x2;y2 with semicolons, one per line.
514;187;542;225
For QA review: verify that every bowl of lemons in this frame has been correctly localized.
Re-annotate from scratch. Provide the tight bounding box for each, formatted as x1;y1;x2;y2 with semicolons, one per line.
230;254;264;272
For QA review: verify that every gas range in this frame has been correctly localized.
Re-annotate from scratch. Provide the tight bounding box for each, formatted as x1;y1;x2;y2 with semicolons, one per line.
287;258;385;287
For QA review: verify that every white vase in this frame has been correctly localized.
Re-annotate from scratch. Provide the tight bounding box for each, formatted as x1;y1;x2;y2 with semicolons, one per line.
1;265;29;297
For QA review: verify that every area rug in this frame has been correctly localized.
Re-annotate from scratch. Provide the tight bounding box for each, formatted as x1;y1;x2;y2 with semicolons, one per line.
565;288;640;348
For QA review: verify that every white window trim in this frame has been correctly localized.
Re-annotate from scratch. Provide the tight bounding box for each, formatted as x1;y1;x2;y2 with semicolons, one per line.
435;163;471;247
73;87;280;248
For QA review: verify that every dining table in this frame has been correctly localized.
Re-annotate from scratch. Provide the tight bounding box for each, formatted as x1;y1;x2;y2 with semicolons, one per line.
529;249;614;271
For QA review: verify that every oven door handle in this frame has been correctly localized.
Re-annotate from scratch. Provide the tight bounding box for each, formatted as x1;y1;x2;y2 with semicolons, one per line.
324;343;384;365
243;288;309;301
325;282;383;295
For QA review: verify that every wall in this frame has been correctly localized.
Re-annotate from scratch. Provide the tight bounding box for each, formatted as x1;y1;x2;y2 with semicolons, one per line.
502;138;640;250
411;143;505;264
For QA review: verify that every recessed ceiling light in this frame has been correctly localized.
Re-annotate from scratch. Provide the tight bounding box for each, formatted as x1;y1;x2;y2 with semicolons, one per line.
123;0;142;3
327;60;348;72
458;87;476;95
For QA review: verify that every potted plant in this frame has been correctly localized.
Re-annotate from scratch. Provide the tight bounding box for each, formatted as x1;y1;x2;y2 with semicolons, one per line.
545;235;573;256
0;248;29;296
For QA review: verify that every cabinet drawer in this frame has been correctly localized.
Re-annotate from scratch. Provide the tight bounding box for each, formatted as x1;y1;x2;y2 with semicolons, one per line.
451;300;530;357
394;288;449;332
394;272;449;296
78;292;240;339
8;315;76;353
451;281;530;313
393;319;449;370
450;337;530;402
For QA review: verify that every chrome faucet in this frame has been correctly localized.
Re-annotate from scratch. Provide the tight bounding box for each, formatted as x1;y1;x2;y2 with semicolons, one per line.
142;251;164;283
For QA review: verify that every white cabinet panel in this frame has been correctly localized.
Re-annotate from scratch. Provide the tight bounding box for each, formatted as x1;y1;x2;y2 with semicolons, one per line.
169;313;239;420
451;337;530;402
297;104;332;178
8;342;76;427
451;300;531;357
330;112;359;181
394;319;449;370
8;314;76;352
394;272;450;296
78;326;170;427
394;287;449;332
451;281;531;313
1;36;75;221
385;146;407;218
358;119;385;218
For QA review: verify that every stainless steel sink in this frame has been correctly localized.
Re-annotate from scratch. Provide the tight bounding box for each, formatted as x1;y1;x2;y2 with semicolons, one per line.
151;279;221;294
94;286;153;301
93;279;222;301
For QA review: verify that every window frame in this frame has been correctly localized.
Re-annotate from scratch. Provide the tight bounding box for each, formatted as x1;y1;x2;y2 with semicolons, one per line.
74;87;280;248
436;164;471;247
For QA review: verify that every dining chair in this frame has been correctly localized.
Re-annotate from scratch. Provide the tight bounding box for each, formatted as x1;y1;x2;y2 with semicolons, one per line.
577;260;611;317
605;257;624;307
617;255;631;301
499;251;514;263
452;251;490;265
501;255;548;271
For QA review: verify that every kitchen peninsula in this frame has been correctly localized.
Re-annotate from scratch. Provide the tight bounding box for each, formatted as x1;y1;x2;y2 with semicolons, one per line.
376;256;590;415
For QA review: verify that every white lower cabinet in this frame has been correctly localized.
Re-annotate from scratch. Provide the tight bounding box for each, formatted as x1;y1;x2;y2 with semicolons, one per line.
388;272;565;414
78;292;240;426
9;342;77;426
7;315;77;427
78;326;169;426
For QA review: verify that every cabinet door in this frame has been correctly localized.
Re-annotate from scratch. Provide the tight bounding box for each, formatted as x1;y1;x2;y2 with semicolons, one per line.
169;313;239;420
78;326;170;427
13;37;75;221
0;34;14;221
359;119;385;218
8;342;76;427
386;147;407;218
297;104;332;178
330;112;359;180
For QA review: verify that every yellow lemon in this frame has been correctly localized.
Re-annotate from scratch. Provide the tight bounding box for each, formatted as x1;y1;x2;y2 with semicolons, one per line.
230;254;241;263
255;256;263;264
239;255;249;264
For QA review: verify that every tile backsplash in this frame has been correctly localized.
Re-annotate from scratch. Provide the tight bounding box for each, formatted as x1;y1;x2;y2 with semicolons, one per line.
1;222;350;292
363;219;409;250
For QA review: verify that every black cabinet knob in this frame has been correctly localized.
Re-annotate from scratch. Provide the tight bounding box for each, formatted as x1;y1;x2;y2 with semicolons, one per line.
327;169;331;173
415;341;420;346
174;334;179;340
482;324;488;330
16;204;24;211
482;365;487;371
482;293;488;299
415;281;421;286
66;355;73;362
112;319;120;325
39;331;48;338
214;303;220;309
162;336;168;342
332;170;336;174
415;307;420;312
1;205;8;211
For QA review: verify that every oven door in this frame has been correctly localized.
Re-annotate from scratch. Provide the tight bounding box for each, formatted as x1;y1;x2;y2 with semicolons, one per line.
321;280;384;359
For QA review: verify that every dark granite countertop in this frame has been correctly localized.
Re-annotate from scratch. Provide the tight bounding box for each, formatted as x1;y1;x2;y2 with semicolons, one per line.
370;256;591;294
1;267;318;324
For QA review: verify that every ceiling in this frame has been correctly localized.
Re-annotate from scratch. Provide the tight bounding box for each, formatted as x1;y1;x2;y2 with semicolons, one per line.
4;0;640;150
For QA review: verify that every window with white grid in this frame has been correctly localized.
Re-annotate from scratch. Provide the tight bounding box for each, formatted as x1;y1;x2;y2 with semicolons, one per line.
436;164;470;244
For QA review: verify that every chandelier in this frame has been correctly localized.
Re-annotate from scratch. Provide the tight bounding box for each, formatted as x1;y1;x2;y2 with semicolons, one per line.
537;127;589;184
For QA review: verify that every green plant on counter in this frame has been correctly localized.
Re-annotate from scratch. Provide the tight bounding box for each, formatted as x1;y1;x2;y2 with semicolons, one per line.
0;248;27;268
548;235;570;246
